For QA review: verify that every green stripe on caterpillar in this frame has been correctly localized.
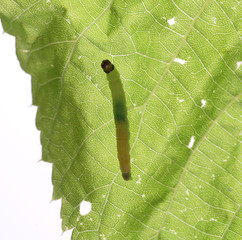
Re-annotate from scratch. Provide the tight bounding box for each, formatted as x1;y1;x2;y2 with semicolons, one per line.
101;60;131;181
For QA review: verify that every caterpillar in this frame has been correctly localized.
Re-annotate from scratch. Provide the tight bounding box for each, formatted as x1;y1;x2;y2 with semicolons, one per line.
101;60;131;181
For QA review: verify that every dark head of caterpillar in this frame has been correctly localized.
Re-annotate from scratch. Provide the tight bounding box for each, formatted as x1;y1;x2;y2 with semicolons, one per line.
101;60;114;73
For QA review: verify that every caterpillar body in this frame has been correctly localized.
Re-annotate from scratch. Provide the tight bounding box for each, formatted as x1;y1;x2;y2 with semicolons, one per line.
101;60;131;181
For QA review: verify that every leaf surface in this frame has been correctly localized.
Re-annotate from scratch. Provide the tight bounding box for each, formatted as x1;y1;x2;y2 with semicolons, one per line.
1;0;242;239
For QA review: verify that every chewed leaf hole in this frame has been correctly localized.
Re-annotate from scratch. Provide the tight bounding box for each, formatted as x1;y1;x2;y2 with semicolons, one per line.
237;61;242;69
201;99;206;107
79;200;92;216
174;58;186;65
168;17;175;25
188;136;195;149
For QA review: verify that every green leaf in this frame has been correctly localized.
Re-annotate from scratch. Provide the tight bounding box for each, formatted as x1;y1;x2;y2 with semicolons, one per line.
1;0;242;239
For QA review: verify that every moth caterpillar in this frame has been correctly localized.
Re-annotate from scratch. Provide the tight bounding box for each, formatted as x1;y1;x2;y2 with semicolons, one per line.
101;60;131;181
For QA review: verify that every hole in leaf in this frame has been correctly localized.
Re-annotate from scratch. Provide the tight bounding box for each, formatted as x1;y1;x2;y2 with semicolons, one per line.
188;136;195;149
79;200;92;216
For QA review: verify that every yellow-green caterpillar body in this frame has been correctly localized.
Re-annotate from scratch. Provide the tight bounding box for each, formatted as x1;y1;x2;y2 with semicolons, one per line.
101;60;131;181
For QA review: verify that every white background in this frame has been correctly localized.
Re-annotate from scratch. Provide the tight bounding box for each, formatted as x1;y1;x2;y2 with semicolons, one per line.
0;22;72;240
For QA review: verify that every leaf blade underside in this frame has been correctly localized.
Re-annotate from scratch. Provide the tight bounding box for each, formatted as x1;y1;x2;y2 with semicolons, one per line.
0;0;242;239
